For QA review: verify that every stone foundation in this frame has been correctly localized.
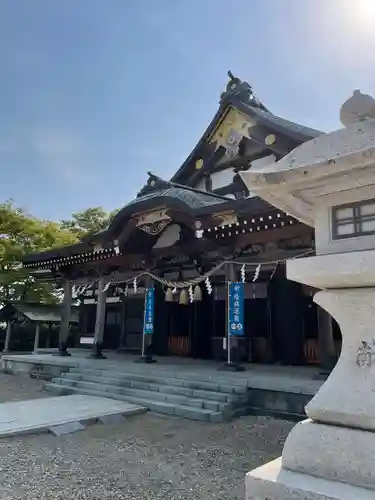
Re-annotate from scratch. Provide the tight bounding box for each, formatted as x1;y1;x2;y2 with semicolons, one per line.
1;357;70;380
246;458;375;500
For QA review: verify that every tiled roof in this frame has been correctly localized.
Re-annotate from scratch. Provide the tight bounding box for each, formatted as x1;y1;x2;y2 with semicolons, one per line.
238;101;323;140
127;186;226;211
171;74;323;184
0;302;79;323
22;241;91;263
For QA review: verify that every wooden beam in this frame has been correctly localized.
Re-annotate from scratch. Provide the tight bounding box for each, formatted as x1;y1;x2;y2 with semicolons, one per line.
188;145;269;187
244;123;299;156
54;223;313;285
117;217;139;246
165;209;195;228
234;224;313;248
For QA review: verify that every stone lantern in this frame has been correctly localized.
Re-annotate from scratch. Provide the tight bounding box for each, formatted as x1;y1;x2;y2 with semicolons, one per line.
240;90;375;499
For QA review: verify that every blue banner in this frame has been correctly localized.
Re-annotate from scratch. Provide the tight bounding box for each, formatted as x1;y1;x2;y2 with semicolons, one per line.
228;282;244;336
143;288;155;335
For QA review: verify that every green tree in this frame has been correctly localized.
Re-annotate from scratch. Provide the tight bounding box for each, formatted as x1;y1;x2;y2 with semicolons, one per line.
0;200;78;305
60;207;120;238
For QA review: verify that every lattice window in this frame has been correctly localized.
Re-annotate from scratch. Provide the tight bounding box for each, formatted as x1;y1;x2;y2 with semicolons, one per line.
332;199;375;239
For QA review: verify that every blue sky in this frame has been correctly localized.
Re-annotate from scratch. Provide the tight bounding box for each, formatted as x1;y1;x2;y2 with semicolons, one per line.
1;0;375;220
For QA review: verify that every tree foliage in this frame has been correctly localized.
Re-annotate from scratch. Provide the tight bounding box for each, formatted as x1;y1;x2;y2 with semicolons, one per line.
0;201;78;304
0;201;119;305
60;207;119;238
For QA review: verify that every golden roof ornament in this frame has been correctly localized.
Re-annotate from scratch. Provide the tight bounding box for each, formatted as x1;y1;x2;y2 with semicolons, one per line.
195;158;204;170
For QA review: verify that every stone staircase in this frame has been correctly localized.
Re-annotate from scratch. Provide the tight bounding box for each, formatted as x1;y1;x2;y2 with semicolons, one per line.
44;366;250;422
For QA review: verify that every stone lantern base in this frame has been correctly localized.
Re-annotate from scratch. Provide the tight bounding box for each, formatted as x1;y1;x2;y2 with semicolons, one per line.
245;253;375;499
246;457;375;500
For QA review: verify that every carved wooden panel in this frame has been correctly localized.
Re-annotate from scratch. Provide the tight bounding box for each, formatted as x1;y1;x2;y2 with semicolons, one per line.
138;220;170;236
133;208;172;236
208;107;255;159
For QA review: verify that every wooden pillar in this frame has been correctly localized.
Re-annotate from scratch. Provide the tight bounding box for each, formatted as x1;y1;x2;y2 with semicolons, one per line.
268;265;304;365
57;279;72;356
117;300;127;351
45;324;51;349
153;285;169;356
80;298;87;334
92;275;107;358
3;320;12;353
33;322;40;353
317;305;336;371
226;263;237;282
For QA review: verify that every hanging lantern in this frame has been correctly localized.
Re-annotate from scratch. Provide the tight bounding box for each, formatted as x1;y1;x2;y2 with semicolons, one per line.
188;285;194;303
165;288;174;302
179;289;189;305
124;284;129;297
193;285;203;301
133;278;138;294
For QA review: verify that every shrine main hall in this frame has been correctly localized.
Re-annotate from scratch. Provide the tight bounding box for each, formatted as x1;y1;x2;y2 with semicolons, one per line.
22;73;340;369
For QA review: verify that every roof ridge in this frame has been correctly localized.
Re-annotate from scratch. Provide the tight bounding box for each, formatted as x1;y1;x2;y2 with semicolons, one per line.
166;177;230;201
139;172;230;201
221;71;270;112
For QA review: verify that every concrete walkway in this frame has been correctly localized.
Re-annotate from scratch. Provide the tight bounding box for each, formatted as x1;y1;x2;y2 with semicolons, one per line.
0;395;146;438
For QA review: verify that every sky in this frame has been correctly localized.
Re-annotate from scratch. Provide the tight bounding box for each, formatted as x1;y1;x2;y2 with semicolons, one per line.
1;0;375;221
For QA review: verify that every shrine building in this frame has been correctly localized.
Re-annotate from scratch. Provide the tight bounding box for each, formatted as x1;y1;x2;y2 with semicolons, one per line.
22;72;341;368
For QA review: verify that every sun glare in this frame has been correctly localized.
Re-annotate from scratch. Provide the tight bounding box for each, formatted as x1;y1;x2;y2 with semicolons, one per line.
355;0;375;20
347;0;375;26
338;0;375;41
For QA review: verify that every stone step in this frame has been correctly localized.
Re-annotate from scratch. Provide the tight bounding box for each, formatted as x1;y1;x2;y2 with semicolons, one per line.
66;368;247;394
44;383;225;422
53;377;229;412
68;366;249;387
61;372;235;403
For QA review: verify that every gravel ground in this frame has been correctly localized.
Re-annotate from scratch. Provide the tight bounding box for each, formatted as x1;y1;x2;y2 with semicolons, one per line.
0;373;48;403
0;374;294;500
